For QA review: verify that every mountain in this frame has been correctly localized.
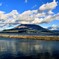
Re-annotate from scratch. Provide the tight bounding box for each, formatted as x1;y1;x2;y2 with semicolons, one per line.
15;24;49;32
3;24;51;34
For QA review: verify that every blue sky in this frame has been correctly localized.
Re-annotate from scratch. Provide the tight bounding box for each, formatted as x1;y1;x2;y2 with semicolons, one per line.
0;0;59;13
0;0;59;30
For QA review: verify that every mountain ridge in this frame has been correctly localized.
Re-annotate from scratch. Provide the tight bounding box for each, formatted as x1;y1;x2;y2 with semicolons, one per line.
3;24;50;33
8;24;50;32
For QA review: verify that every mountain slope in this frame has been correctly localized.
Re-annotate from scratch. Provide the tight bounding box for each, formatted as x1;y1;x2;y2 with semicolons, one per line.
2;24;50;33
10;24;50;32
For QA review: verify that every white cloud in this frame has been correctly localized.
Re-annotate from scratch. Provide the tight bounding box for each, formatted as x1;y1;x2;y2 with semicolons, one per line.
41;13;59;23
39;0;57;11
32;18;43;24
48;10;54;15
0;0;59;31
48;24;59;30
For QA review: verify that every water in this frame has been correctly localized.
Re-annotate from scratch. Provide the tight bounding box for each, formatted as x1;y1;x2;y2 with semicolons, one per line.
0;37;59;59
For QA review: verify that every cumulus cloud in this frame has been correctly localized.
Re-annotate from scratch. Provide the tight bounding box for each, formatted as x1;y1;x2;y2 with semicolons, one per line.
0;0;59;31
40;13;59;23
32;18;43;24
39;0;57;11
48;24;59;30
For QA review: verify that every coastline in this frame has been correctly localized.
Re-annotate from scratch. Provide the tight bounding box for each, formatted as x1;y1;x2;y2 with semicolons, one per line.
0;34;59;40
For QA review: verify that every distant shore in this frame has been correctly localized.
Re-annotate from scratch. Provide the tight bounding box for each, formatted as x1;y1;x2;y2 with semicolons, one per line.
0;34;59;40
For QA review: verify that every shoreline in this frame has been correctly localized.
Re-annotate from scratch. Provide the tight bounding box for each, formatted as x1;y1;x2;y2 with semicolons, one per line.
0;34;59;40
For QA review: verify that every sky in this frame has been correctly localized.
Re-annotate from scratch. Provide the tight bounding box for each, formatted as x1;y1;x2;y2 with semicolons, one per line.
0;0;59;30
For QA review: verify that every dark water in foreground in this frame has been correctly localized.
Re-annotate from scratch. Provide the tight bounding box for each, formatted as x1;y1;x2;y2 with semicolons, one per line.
0;37;59;59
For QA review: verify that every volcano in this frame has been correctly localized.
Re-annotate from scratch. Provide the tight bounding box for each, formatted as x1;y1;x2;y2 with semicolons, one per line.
3;24;51;34
15;24;49;31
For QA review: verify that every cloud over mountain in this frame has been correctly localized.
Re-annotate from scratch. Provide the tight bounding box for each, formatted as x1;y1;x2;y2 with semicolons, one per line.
0;0;59;31
48;24;59;30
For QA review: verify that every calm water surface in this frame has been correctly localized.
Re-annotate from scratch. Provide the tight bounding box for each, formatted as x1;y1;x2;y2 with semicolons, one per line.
0;37;59;59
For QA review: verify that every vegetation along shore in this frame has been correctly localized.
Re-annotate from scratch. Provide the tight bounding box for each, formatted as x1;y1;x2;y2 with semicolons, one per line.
0;34;59;41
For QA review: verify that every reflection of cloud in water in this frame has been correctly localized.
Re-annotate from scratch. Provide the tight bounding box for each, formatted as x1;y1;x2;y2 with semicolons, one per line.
33;44;43;52
0;40;17;54
0;39;58;56
18;42;30;54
